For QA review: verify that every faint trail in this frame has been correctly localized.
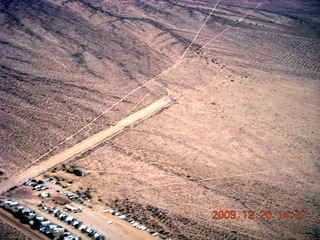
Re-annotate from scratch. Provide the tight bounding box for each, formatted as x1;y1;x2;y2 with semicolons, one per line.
129;7;178;30
125;78;171;117
86;169;177;177
0;97;171;193
52;58;70;72
19;2;263;173
175;79;230;101
122;0;220;117
172;3;263;100
125;87;157;117
131;164;318;193
153;80;171;96
120;0;221;127
179;0;221;61
28;62;180;167
119;0;221;125
11;145;33;163
201;3;263;50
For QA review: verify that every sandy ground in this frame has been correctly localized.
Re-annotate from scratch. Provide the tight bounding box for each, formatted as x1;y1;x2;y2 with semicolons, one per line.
0;208;48;240
5;184;160;240
0;97;170;194
67;54;319;239
1;0;319;239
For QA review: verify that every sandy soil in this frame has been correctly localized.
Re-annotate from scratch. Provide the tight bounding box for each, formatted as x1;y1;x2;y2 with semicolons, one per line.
0;97;170;194
0;208;46;240
1;0;319;239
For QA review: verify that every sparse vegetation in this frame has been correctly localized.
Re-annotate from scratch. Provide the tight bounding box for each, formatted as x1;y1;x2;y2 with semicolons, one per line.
1;0;319;239
9;186;18;191
65;165;84;177
0;218;30;240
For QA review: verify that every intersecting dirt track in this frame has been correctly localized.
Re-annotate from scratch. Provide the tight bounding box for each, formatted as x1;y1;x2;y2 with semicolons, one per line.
1;0;319;239
0;97;170;194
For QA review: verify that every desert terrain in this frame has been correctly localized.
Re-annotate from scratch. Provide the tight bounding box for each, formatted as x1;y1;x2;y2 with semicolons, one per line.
1;0;319;239
0;211;32;240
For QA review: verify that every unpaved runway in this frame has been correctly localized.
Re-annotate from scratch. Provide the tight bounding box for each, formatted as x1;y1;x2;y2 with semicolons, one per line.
0;97;171;194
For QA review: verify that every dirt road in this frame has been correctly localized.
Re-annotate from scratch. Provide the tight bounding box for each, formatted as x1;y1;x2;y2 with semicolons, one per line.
0;208;49;240
0;97;171;194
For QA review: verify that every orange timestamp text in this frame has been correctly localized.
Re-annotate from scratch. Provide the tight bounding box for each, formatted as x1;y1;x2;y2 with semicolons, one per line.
212;210;307;220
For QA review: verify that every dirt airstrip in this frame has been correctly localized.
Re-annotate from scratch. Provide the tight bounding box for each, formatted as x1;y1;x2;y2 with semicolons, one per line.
1;0;319;239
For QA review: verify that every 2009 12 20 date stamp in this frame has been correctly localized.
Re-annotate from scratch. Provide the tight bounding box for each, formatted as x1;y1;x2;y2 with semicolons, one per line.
212;210;307;220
